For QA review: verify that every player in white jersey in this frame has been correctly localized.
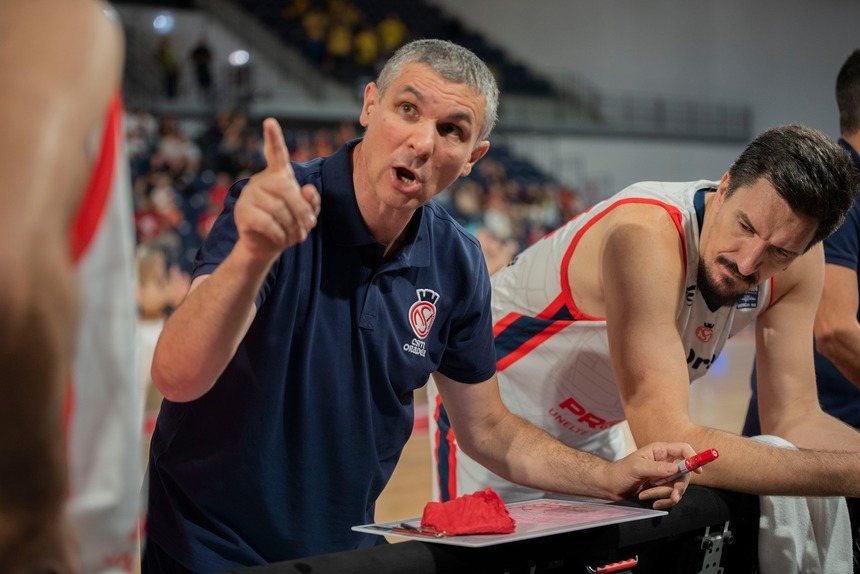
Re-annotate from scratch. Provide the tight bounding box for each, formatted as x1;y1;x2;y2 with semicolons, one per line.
68;93;141;572
433;180;773;501
432;124;860;505
0;1;141;572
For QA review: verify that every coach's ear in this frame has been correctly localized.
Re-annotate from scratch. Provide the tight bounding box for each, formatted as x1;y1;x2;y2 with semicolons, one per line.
461;141;490;177
359;82;378;127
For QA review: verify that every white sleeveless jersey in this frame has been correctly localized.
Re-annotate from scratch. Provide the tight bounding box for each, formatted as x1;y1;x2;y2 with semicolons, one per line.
430;180;773;502
67;93;142;572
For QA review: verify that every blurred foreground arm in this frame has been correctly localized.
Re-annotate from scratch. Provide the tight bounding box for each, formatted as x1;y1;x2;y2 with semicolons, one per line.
0;0;124;571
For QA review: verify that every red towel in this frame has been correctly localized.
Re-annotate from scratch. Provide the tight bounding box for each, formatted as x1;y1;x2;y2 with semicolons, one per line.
421;488;516;535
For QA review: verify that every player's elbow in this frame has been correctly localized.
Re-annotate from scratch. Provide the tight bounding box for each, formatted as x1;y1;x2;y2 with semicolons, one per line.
814;327;846;363
627;412;696;446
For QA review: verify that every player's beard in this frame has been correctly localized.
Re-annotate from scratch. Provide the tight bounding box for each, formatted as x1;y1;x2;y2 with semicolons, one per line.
696;256;757;308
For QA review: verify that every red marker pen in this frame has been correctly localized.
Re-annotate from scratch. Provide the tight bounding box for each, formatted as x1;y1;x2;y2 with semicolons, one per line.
653;448;719;485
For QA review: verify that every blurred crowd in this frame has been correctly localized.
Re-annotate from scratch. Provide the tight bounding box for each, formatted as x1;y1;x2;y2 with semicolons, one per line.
281;0;410;84
128;106;585;276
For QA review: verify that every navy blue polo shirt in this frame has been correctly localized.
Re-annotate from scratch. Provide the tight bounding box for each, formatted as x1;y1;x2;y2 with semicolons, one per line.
813;140;860;427
145;139;497;571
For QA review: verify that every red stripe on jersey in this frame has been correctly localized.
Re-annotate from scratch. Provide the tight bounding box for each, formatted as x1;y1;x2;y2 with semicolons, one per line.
432;393;458;501
70;92;122;262
496;318;570;372
535;294;568;320
765;276;775;310
492;311;522;338
559;197;686;321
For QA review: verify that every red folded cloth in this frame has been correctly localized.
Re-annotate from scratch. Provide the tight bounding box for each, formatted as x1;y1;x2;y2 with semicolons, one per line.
420;488;516;535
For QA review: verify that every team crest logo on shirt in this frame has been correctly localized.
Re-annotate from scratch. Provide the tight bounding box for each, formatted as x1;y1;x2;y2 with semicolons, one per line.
736;286;759;310
696;322;715;343
409;289;440;340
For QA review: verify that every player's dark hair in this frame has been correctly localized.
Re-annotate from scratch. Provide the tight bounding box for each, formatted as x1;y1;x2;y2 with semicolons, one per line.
726;124;858;248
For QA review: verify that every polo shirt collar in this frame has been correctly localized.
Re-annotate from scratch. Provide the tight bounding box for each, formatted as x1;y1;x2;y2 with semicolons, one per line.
322;137;431;267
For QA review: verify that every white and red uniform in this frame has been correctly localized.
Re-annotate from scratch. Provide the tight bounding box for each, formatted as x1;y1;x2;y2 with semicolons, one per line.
430;180;773;503
67;92;141;572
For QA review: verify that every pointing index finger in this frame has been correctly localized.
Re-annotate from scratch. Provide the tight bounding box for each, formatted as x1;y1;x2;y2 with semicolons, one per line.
263;117;290;170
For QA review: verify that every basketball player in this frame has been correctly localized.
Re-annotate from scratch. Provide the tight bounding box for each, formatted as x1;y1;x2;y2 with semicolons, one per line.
431;124;860;504
0;1;141;572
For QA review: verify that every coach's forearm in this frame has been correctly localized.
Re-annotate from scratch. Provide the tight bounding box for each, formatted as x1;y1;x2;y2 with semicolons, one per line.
459;411;617;500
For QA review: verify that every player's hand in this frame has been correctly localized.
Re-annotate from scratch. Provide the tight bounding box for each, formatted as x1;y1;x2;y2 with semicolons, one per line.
233;118;320;265
606;442;698;510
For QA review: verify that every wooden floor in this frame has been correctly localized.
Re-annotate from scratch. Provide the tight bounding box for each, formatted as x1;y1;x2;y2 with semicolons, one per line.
374;329;757;528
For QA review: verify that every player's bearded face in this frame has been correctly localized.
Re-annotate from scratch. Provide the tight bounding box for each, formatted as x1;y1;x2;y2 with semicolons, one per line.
696;255;757;308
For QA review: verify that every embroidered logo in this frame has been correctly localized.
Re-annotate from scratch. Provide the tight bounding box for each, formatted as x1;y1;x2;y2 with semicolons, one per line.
736;286;759;310
408;289;440;340
695;322;715;343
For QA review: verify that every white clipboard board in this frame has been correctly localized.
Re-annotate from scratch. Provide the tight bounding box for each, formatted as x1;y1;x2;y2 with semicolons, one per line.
353;498;667;548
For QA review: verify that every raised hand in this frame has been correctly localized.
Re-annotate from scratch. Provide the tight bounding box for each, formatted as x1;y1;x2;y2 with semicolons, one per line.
607;442;699;510
233;118;321;265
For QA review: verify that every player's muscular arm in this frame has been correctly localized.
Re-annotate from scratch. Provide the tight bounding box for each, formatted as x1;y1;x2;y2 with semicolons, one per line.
606;224;860;496
602;206;696;445
756;246;860;451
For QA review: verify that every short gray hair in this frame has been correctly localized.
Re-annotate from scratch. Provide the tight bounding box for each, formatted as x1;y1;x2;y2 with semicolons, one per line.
376;39;499;143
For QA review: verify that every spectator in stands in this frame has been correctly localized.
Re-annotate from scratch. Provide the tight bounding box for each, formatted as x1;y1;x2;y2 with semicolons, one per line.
335;120;359;144
236;130;267;174
311;127;335;156
475;227;518;275
301;6;328;66
353;20;380;80
189;35;215;102
0;0;142;570
482;185;515;241
142;38;696;572
377;11;408;59
324;12;354;82
155;36;180;99
128;106;161;145
134;186;165;245
288;130;315;162
280;0;309;22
